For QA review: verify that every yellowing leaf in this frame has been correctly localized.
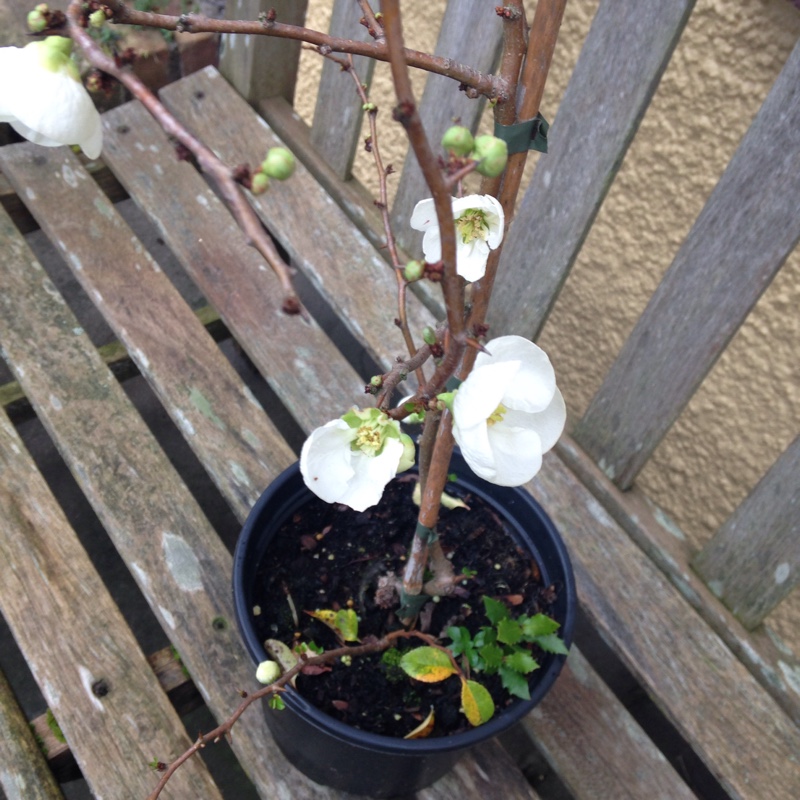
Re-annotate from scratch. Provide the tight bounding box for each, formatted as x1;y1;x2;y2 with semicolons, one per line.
404;707;435;739
400;647;458;683
306;608;360;642
461;679;495;726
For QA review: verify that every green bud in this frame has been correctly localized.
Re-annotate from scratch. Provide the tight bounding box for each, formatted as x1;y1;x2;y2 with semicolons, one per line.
362;102;377;112
422;326;437;346
250;171;270;195
403;259;424;282
89;9;107;28
441;125;474;157
255;660;282;685
436;391;455;413
397;433;416;473
27;8;47;33
472;135;508;178
261;147;296;181
370;375;383;387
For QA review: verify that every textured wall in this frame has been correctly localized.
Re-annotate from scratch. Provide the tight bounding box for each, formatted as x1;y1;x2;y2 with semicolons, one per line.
296;1;800;638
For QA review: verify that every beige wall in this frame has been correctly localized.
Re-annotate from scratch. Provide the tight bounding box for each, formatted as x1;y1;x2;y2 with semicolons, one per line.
298;1;800;639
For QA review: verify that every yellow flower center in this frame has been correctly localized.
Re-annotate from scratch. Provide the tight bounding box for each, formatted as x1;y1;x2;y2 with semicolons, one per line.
455;209;490;245
487;403;507;426
355;424;383;455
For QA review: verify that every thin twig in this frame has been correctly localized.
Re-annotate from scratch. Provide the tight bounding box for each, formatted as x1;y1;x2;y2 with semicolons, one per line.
66;2;303;314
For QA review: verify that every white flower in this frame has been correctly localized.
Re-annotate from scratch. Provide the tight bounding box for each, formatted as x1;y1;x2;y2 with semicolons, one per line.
300;408;415;512
410;194;504;282
452;335;566;486
0;37;102;159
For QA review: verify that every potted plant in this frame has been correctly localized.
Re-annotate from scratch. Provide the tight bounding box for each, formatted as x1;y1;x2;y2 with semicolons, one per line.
10;2;575;796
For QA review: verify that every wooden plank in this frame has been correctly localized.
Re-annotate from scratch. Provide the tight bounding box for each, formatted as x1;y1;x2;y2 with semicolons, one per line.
97;100;367;433
310;0;376;179
0;666;65;800
159;67;436;373
523;647;695;800
488;0;695;338
556;434;800;728
390;0;502;255
220;0;308;104
0;143;294;523
693;436;800;629
531;450;800;800
573;36;800;488
0;408;222;799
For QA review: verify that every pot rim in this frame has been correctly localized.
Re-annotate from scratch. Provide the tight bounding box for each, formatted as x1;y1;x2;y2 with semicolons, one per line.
233;454;576;754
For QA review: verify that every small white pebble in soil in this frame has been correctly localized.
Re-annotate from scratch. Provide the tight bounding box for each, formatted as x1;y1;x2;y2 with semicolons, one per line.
252;605;262;616
494;563;501;570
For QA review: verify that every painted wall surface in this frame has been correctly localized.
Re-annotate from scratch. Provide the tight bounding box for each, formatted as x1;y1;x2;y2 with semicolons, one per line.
297;1;800;641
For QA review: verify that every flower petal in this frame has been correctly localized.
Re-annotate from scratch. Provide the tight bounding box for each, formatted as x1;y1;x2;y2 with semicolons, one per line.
421;226;442;263
476;336;555;413
340;438;404;512
300;420;356;504
456;239;490;282
453;360;520;430
410;198;437;232
485;423;543;486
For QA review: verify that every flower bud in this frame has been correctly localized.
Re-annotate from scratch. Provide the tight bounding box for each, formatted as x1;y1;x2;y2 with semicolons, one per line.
27;8;48;33
441;125;474;157
261;147;296;181
255;660;282;684
362;102;377;112
422;326;437;346
250;171;270;195
403;259;424;282
472;135;508;178
89;8;107;28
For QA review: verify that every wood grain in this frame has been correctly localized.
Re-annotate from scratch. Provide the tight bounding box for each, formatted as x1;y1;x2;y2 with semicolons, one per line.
389;0;503;256
489;0;695;339
219;0;309;104
0;666;65;800
531;450;800;800
0;404;222;799
310;0;376;179
694;435;800;629
0;143;295;522
573;36;800;488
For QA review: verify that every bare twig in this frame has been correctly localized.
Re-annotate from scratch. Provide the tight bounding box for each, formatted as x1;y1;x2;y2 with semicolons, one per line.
66;2;303;314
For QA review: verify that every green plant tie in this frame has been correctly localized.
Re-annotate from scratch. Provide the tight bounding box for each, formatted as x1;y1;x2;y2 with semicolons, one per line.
415;522;438;544
397;590;430;619
494;113;549;154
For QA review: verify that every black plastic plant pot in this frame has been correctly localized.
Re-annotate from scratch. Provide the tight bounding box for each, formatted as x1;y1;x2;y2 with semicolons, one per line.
233;452;576;798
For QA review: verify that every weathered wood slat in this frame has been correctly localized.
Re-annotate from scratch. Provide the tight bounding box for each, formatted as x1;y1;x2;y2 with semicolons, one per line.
0;407;222;799
220;0;309;104
693;436;800;630
160;67;434;374
98;100;367;433
531;451;800;800
488;0;696;338
310;0;376;179
0;207;346;800
390;0;502;254
556;434;800;728
0;143;295;522
523;647;695;800
573;36;800;489
0;666;65;800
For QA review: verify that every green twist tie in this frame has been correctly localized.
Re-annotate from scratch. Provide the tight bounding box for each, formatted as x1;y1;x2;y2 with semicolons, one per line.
397;590;430;619
415;522;438;544
494;113;549;154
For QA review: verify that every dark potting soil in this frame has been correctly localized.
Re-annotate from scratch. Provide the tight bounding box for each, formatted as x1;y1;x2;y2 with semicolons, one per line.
250;476;561;739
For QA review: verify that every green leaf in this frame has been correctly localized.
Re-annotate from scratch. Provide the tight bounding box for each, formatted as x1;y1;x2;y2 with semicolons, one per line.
504;650;539;674
400;647;458;683
499;666;531;700
306;608;360;642
521;613;560;639
461;679;495;726
479;643;504;671
534;633;570;656
447;626;473;658
483;596;509;625
268;695;286;710
496;617;523;646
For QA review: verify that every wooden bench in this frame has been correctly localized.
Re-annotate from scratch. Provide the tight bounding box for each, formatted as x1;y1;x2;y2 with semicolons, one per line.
1;1;798;799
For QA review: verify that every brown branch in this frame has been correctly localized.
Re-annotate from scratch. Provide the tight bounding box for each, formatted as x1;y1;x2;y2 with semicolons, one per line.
100;0;505;101
66;2;302;314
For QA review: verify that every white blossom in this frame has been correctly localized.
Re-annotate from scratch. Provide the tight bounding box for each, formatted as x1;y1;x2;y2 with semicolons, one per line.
410;194;504;282
452;336;566;486
300;408;415;512
0;37;102;159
